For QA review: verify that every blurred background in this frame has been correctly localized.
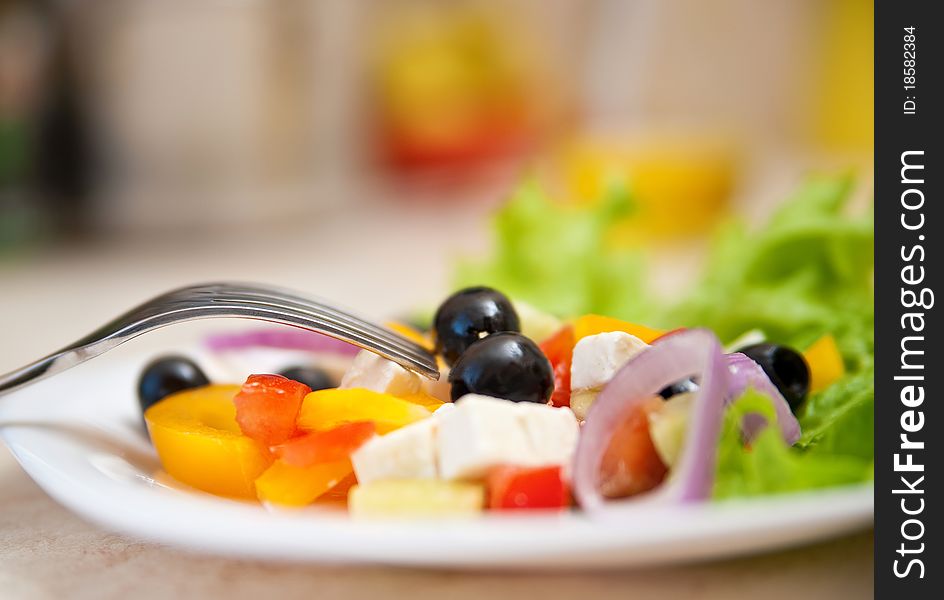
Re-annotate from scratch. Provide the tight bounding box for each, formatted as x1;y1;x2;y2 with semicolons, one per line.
0;0;872;370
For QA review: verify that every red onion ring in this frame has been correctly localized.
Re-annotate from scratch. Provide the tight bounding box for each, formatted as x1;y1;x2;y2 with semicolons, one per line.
725;352;801;444
204;329;360;356
572;328;730;512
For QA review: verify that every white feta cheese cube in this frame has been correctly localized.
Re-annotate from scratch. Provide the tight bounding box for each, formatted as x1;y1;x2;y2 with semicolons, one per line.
340;350;421;396
514;401;580;465
570;331;648;391
436;394;579;480
351;417;439;484
433;402;455;415
421;360;452;402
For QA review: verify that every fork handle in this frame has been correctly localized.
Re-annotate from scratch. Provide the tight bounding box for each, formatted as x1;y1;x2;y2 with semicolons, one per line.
0;340;115;397
0;355;62;396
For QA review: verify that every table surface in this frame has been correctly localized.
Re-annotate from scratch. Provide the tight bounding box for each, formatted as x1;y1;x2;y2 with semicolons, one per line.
0;195;874;599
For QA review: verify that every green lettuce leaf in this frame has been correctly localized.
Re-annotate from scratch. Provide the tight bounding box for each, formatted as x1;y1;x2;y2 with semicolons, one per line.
798;364;875;460
660;173;874;370
713;389;872;499
455;178;652;320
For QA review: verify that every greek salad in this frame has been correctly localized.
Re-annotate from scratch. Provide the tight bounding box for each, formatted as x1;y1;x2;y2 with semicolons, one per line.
137;174;874;518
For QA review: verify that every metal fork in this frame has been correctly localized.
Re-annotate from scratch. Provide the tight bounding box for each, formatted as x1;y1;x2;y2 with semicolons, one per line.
0;282;439;397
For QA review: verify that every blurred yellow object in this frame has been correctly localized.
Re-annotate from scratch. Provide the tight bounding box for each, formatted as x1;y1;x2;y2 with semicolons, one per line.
348;480;484;519
810;0;873;150
561;135;737;240
145;385;273;499
804;334;846;393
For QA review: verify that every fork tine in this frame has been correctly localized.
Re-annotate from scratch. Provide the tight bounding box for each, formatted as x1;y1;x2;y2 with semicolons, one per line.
155;283;413;349
141;299;439;378
211;302;438;376
102;283;437;374
199;283;438;372
214;284;428;358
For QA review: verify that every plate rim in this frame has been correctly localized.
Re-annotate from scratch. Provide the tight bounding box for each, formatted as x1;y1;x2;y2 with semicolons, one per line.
0;336;875;569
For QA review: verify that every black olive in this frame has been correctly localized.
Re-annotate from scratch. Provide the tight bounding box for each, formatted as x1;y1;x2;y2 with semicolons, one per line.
448;332;553;404
736;343;810;412
138;356;210;415
658;377;699;399
278;366;334;391
433;286;520;367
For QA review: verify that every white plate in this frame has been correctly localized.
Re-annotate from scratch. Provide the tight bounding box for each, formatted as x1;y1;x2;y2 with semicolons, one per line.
0;332;873;569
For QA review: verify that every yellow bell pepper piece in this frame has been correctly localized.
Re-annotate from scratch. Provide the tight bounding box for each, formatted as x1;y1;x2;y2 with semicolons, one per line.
255;458;353;506
348;480;484;519
804;334;846;393
145;385;273;499
400;391;446;411
572;314;666;344
298;388;432;434
386;321;434;352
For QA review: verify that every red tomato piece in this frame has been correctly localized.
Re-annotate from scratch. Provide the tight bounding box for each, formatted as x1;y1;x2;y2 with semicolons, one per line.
539;325;575;407
272;421;377;467
487;465;569;510
318;472;359;503
598;396;668;499
233;374;310;446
